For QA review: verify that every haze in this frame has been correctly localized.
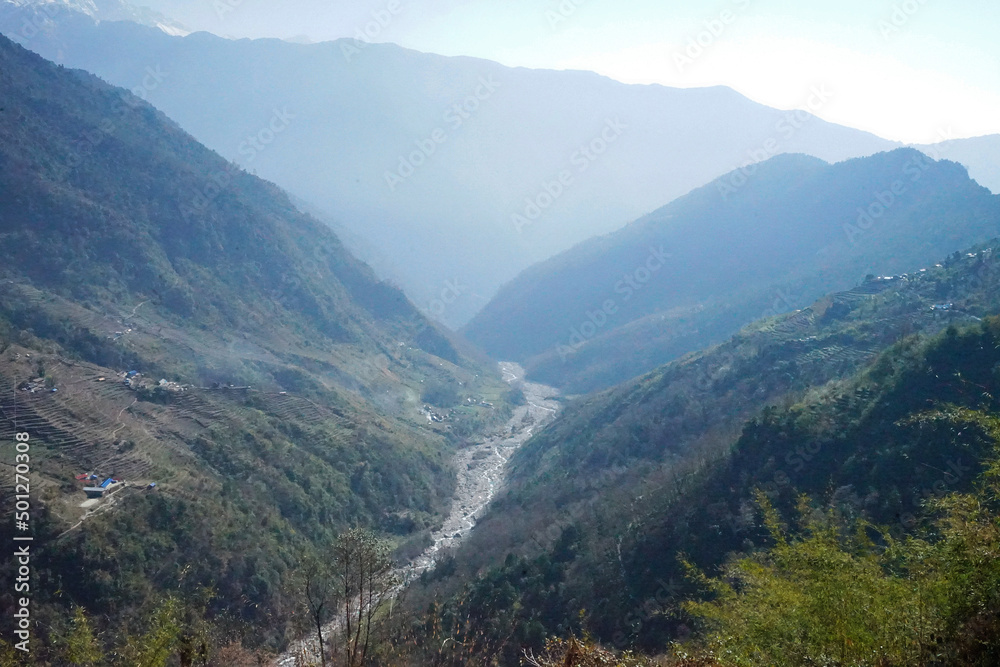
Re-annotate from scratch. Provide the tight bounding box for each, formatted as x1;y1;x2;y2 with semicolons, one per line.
134;0;1000;143
5;0;1000;664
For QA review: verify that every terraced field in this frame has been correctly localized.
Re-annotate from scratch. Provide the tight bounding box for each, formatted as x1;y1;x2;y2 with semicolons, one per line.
0;342;380;533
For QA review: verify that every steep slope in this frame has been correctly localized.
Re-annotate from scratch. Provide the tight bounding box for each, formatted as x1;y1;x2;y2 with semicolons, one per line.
915;134;1000;194
0;1;899;324
0;28;462;388
0;33;509;653
406;244;1000;661
466;150;1000;392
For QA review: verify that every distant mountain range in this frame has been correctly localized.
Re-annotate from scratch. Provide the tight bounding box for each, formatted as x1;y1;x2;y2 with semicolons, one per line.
5;0;189;35
3;2;997;330
0;0;920;326
465;149;1000;392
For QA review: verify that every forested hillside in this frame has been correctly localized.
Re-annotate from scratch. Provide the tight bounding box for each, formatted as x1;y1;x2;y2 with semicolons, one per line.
0;33;510;660
405;243;1000;664
466;150;1000;392
2;4;999;665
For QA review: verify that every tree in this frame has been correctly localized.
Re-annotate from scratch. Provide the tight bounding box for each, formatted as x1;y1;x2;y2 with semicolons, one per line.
63;607;102;666
334;528;400;667
299;555;336;667
0;639;28;667
682;424;1000;667
115;597;182;667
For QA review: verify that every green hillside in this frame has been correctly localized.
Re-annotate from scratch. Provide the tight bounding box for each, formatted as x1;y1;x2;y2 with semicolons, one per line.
0;33;510;659
406;243;1000;664
4;17;1000;667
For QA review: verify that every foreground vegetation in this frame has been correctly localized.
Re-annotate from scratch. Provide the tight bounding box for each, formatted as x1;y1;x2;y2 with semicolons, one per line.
684;432;1000;666
10;429;993;667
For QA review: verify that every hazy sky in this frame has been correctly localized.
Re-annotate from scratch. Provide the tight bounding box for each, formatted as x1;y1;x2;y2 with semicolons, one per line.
136;0;1000;143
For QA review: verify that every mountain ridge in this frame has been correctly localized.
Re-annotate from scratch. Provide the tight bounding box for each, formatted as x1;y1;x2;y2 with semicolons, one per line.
465;147;1000;392
0;1;904;325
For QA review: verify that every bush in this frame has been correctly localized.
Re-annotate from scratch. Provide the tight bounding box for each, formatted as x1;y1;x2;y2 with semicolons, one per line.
682;416;1000;666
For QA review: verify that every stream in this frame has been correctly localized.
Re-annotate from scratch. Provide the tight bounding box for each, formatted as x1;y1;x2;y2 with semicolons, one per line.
401;361;560;579
276;361;560;665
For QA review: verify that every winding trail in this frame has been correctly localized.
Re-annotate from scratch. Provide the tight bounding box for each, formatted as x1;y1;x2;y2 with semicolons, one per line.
276;362;560;666
110;398;137;440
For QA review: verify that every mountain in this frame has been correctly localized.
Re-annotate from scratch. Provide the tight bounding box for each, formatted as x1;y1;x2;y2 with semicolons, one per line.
406;241;1000;662
6;0;189;35
915;133;1000;194
465;150;1000;392
0;27;468;387
0;0;902;325
0;32;513;654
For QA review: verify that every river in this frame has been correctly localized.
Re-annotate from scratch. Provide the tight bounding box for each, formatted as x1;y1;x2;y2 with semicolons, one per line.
277;361;560;665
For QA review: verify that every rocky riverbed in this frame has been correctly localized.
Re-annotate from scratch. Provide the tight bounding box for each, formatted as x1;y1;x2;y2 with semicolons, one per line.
277;362;560;665
401;361;560;579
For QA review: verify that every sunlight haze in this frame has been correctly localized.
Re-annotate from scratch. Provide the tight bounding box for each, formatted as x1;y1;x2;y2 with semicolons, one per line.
135;0;1000;142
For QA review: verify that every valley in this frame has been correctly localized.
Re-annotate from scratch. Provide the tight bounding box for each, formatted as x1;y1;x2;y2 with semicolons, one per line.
403;362;560;579
278;362;561;665
1;4;999;665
